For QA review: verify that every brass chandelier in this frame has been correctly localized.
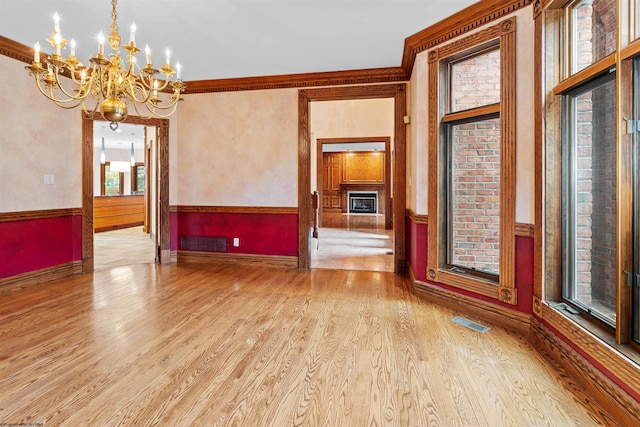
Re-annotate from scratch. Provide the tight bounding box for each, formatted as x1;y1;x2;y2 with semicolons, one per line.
26;0;185;129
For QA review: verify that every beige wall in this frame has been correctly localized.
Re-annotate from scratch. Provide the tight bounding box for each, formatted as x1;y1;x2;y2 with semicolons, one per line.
310;98;395;192
177;89;298;207
407;8;535;224
0;55;82;212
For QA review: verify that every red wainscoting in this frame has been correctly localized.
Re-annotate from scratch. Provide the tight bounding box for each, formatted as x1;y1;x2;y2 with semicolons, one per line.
0;215;82;279
175;211;298;256
405;214;534;314
406;217;427;282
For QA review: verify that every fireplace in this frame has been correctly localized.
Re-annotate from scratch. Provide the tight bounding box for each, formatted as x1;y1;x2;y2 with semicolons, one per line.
348;192;378;214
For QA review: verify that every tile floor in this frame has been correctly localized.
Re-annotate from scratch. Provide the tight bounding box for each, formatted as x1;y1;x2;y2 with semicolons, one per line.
310;212;394;272
94;227;156;270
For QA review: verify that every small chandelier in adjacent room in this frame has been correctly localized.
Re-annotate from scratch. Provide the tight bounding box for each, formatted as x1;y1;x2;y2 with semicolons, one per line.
25;0;185;130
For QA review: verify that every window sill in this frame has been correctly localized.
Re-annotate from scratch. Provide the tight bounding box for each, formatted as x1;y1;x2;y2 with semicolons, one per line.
541;301;640;390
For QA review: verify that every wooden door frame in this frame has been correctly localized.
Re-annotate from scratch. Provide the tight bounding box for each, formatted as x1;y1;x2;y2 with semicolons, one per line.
316;137;392;229
298;84;407;272
81;113;170;272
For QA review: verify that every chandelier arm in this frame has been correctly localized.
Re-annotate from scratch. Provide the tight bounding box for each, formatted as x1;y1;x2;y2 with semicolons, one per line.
50;68;95;101
135;100;180;120
32;73;87;105
80;98;101;117
124;79;151;104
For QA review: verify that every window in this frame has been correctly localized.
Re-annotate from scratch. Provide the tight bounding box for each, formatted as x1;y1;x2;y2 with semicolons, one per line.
101;162;124;196
447;116;501;280
562;72;617;326
427;18;517;304
568;0;616;74
131;163;145;195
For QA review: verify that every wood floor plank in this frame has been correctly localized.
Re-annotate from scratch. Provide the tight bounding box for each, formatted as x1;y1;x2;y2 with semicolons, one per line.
0;263;628;426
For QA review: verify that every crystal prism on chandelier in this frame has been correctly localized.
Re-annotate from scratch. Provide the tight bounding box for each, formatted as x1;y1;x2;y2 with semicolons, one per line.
25;0;185;129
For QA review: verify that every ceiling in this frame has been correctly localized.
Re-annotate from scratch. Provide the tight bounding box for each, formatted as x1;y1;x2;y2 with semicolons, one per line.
1;0;478;82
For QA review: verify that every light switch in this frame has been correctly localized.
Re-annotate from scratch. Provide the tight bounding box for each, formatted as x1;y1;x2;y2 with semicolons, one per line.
44;174;54;185
233;238;239;247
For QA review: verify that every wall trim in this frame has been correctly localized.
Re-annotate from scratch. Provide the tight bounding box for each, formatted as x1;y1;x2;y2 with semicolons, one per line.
540;302;640;396
183;68;408;94
514;222;534;237
532;317;640;424
177;250;298;269
0;261;82;296
173;205;298;215
0;208;82;223
412;277;531;335
406;209;428;225
402;0;532;75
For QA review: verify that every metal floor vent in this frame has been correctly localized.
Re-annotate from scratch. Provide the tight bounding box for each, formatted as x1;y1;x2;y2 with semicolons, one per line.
180;235;227;252
451;316;490;333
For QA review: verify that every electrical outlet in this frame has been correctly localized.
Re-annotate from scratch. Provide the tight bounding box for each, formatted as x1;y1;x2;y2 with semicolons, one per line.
44;174;54;185
233;238;239;247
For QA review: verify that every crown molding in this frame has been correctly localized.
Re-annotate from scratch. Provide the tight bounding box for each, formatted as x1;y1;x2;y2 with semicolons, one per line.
182;67;408;94
0;35;32;63
401;0;532;75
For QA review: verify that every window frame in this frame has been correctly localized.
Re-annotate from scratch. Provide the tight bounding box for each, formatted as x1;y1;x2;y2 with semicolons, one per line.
427;17;517;304
100;162;125;196
561;70;618;328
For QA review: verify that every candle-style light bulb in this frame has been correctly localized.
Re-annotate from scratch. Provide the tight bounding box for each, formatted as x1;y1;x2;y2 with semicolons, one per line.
53;32;62;56
97;32;105;55
70;39;76;57
130;23;136;43
34;42;41;63
53;12;60;33
145;44;151;65
165;48;170;65
176;62;181;80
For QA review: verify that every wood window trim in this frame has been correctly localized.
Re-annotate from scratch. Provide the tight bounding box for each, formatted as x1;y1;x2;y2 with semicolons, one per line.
131;162;145;195
427;17;517;305
100;162;124;196
535;1;640;399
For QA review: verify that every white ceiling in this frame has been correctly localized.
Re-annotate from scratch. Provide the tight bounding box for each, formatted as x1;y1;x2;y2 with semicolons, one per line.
94;122;147;150
1;0;478;82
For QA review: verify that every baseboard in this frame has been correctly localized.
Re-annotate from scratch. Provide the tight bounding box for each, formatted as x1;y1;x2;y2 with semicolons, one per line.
0;261;83;295
177;250;298;269
531;318;640;424
411;274;531;335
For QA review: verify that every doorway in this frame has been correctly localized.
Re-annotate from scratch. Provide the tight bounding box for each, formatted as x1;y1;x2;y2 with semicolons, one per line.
81;113;171;273
92;122;156;270
298;84;407;273
312;138;393;271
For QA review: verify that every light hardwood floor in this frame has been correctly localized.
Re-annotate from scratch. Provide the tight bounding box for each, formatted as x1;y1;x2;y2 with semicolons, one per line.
0;263;623;426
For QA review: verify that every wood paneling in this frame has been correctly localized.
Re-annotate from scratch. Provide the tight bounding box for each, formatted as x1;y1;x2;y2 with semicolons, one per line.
342;152;384;183
322;153;342;211
94;195;145;233
0;208;81;223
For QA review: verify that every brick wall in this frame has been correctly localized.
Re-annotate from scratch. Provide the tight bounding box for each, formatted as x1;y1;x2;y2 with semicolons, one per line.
572;0;617;315
449;49;501;274
451;119;501;274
